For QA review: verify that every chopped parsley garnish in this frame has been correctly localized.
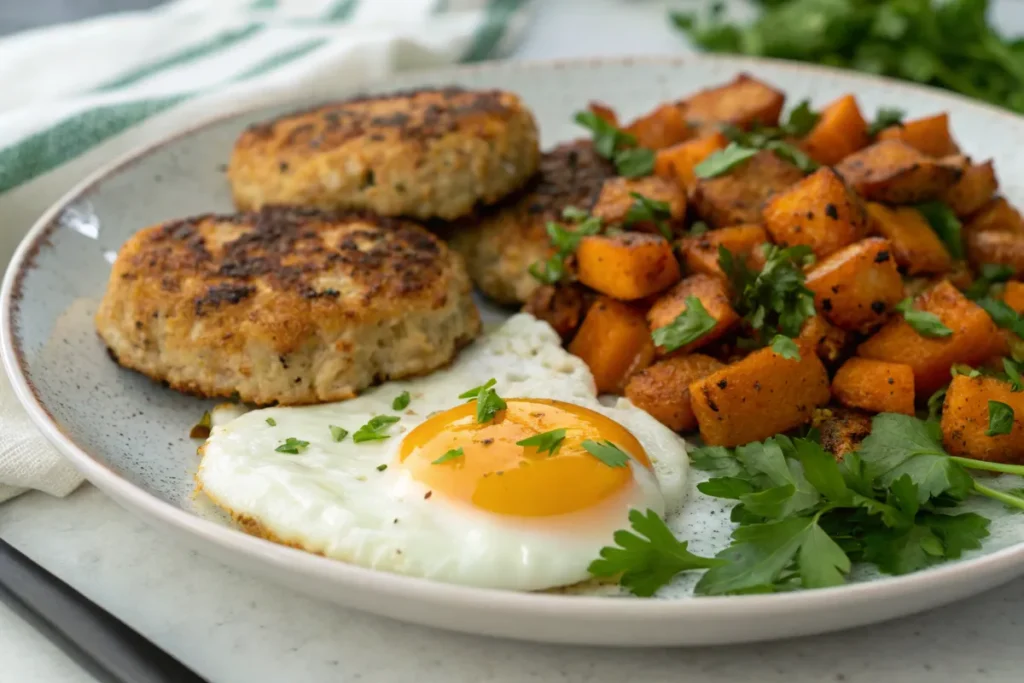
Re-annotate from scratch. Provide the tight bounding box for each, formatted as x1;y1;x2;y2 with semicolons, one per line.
432;447;465;465
696;118;820;179
1004;358;1024;392
624;192;673;240
275;437;310;454
965;263;1015;300
689;220;710;236
528;216;603;285
781;99;820;137
896;298;953;338
987;401;1015;436
977;297;1024;339
916;202;963;260
189;411;212;439
330;425;348;442
516;428;567;456
265;417;277;426
651;295;718;352
392;391;411;411
352;415;400;443
769;334;801;361
574;110;655;177
582;439;631;468
867;108;906;138
459;378;506;424
376;464;388;472
721;244;817;340
614;148;656;178
694;142;758;179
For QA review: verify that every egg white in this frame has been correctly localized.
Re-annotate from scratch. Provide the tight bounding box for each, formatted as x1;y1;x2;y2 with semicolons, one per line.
197;314;689;591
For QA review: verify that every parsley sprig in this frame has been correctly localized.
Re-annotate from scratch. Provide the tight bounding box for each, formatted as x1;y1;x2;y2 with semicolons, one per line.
916;202;963;260
721;244;817;341
867;108;905;137
896;298;953;338
352;415;400;443
624;192;673;240
651;295;718;352
516;428;567;456
694;106;821;179
574;111;655;177
459;378;507;424
528;209;603;285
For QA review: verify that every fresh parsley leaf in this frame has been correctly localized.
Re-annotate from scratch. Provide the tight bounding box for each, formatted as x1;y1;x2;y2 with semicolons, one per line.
782;99;820;137
977;297;1024;338
798;523;852;589
574;110;635;158
582;439;631;468
330;425;348;442
624;192;673;239
265;417;276;427
765;139;819;172
392;391;411;411
459;378;496;400
588;509;722;596
867;108;906;137
723;244;816;338
562;206;589;222
460;378;506;423
926;386;948;422
770;334;801;361
275;437;310;454
376;464;388;471
651;295;718;352
694;142;759;178
688;445;745;477
352;415;400;443
916;202;963;260
528;254;565;285
529;218;603;285
861;523;944;575
896;298;953;338
1004;358;1024;391
791;438;849;503
697;477;756;499
615;147;656;178
965;263;1015;300
432;447;464;465
689;220;710;236
190;411;212;439
987;401;1015;436
923;511;990;558
516;428;567;456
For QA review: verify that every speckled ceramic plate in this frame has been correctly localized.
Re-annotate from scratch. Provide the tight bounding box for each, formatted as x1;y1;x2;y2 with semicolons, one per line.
6;56;1024;647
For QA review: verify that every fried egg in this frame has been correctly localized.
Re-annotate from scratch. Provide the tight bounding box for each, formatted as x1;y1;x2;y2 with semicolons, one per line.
196;314;689;591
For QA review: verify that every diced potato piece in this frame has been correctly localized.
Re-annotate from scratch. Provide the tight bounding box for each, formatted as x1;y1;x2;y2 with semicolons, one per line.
689;345;831;446
965;230;1024;277
801;94;870;166
817;407;873;461
876;113;960;157
568;297;654;393
678;224;768;279
866;202;953;275
624;354;724;432
590;176;686;234
587;101;619;128
831;357;915;415
576;233;680;300
942;375;1024;463
681;74;785;130
646;274;739;355
624;103;692;150
835;140;966;204
762;167;868;258
1003;282;1024;313
522;283;592;341
692;150;804;228
942;161;998;218
857;280;1003;394
654;132;728;191
798;315;851;365
804;237;903;332
967;197;1024;235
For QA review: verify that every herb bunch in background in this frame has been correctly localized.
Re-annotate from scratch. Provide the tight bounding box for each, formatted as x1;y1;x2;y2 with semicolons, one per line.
671;0;1024;113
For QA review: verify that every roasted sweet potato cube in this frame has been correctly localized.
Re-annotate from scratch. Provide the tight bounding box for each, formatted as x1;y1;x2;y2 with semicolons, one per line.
576;233;680;300
522;283;592;341
942;161;998;218
689;345;831;446
804;237;903;332
817;407;873;461
654;132;728;191
798;315;851;365
624;103;692;150
568;297;655;394
692;150;804;228
835;140;966;204
590;176;686;234
624;354;725;432
831;357;915;415
762;167;868;258
866;202;953;275
966;230;1024;277
682;74;785;130
942;375;1024;463
967;197;1024;235
587;101;619;128
857;280;1004;395
876;113;960;157
646;274;739;355
1003;282;1024;313
678;224;768;279
801;94;870;166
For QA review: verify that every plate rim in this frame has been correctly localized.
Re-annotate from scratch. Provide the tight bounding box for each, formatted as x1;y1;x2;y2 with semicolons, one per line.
5;53;1024;624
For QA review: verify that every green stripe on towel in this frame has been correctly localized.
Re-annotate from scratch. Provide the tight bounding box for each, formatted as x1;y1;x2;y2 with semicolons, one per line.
232;38;329;80
462;0;522;62
322;0;359;21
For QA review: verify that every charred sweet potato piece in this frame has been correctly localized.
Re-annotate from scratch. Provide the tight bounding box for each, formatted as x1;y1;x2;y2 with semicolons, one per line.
678;224;768;279
624;103;692;150
801;94;870;166
692;150;804;227
967;197;1024;235
522;283;592;341
817;407;873;461
654;132;728;191
942;161;998;218
831;357;915;415
647;274;739;355
866;202;953;275
568;297;654;394
835;140;966;204
942;375;1024;463
965;230;1024;277
689;344;831;446
857;280;1003;395
591;176;686;234
624;354;725;432
682;74;785;130
798;315;851;365
1003;282;1024;313
876;113;960;158
576;233;680;300
762;167;868;258
804;237;903;332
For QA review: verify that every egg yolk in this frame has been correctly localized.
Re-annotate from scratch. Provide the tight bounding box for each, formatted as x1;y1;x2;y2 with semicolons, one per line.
398;399;650;517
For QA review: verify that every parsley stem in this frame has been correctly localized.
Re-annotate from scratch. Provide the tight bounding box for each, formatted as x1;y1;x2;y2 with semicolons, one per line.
950;456;1024;477
972;481;1024;511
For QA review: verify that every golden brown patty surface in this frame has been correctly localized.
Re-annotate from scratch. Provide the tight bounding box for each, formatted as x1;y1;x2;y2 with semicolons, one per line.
96;208;480;405
228;87;540;221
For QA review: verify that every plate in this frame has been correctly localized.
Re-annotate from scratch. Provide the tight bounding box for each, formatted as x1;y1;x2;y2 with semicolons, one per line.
5;56;1024;647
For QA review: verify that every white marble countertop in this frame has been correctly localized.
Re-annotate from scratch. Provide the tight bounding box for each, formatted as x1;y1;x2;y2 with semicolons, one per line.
5;1;1024;681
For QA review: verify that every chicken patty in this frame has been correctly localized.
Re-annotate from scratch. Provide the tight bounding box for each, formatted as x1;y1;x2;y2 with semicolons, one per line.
447;140;615;305
228;87;540;221
96;208;481;405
